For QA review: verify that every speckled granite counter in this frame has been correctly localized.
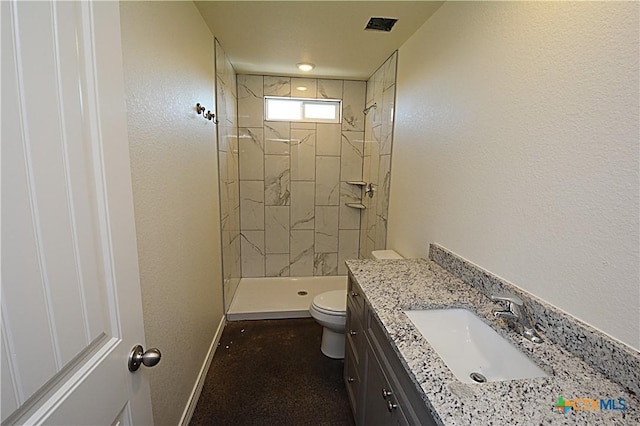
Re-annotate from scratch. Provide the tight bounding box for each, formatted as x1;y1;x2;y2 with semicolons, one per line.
346;251;640;425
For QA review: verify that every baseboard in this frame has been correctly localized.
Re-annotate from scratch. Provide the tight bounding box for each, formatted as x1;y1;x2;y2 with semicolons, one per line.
178;314;226;426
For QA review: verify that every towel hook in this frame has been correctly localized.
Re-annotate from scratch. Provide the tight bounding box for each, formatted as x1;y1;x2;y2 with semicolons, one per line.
195;103;217;123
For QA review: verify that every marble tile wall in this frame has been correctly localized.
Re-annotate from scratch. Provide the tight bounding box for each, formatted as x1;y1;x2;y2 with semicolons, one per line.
237;74;366;277
215;40;241;311
360;52;398;259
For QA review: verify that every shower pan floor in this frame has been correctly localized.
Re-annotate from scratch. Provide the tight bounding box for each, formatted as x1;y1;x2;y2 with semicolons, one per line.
227;276;347;321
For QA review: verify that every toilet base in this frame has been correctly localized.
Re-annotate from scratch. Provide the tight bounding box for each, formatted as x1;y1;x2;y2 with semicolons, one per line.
320;327;345;359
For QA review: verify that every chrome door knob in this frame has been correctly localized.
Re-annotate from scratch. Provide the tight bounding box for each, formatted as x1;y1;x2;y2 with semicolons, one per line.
382;388;393;399
349;330;357;336
128;345;161;372
387;400;398;412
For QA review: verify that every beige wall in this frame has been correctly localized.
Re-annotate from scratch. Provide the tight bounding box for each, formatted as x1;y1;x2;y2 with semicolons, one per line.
120;2;224;424
389;2;639;349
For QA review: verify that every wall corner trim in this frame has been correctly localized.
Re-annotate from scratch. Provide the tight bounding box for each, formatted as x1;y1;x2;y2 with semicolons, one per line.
178;315;226;426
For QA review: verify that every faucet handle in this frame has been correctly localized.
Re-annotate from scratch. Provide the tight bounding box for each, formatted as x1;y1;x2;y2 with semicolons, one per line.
490;293;523;306
490;293;543;344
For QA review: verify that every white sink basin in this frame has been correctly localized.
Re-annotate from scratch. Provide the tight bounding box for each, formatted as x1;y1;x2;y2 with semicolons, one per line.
404;308;548;384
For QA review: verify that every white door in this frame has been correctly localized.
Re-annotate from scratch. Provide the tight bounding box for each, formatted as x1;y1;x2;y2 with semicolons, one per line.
1;1;155;424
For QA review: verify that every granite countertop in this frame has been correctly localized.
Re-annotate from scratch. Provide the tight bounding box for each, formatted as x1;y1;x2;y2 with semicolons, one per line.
345;258;640;425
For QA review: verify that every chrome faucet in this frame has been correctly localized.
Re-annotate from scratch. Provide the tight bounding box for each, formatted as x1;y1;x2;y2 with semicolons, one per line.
490;293;543;344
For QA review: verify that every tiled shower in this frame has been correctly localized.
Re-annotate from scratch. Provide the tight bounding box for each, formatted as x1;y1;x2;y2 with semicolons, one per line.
360;53;397;258
237;75;365;277
215;45;397;302
215;40;241;310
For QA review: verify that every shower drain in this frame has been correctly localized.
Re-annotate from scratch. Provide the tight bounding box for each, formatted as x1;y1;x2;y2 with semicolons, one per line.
297;290;308;296
469;372;487;383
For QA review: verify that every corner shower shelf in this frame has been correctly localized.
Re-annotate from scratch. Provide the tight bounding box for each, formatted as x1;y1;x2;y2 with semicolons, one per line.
345;203;366;209
346;182;369;209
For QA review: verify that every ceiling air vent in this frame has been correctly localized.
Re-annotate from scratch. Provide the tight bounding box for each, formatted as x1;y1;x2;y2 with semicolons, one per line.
365;17;398;32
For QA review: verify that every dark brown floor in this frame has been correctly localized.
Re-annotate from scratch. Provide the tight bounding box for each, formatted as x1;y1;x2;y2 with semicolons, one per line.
190;318;355;426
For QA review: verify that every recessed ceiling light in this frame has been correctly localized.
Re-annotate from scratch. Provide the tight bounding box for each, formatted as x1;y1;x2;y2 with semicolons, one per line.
295;86;308;91
297;63;315;72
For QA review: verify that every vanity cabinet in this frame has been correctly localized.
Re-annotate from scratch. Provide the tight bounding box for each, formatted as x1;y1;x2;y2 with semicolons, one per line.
345;274;437;426
345;275;366;423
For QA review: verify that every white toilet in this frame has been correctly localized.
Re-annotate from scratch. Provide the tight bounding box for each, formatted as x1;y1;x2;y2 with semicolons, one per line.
309;249;403;359
309;290;347;359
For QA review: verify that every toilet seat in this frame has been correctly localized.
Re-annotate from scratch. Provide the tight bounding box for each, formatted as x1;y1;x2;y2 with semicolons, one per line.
311;290;346;316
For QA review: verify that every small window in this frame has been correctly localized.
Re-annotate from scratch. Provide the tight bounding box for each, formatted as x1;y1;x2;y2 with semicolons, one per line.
265;96;342;123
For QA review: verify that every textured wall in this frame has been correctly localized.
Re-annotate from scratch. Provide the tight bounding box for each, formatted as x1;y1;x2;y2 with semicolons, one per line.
120;2;225;424
360;52;398;258
215;40;241;311
237;76;365;276
389;2;639;349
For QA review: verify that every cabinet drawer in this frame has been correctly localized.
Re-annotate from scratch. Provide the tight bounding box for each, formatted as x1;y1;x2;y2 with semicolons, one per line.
363;347;410;426
368;313;437;425
344;344;361;419
346;299;365;367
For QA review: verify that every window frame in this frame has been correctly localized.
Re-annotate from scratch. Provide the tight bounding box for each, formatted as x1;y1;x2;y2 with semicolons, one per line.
264;96;342;124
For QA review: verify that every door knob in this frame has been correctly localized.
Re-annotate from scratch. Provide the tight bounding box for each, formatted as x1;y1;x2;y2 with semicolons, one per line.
128;345;161;372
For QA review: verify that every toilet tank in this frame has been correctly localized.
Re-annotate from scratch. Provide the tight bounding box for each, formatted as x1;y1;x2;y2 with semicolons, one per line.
371;250;403;259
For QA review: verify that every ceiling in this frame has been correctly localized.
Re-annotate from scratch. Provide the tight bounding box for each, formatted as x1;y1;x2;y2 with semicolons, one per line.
195;1;444;80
